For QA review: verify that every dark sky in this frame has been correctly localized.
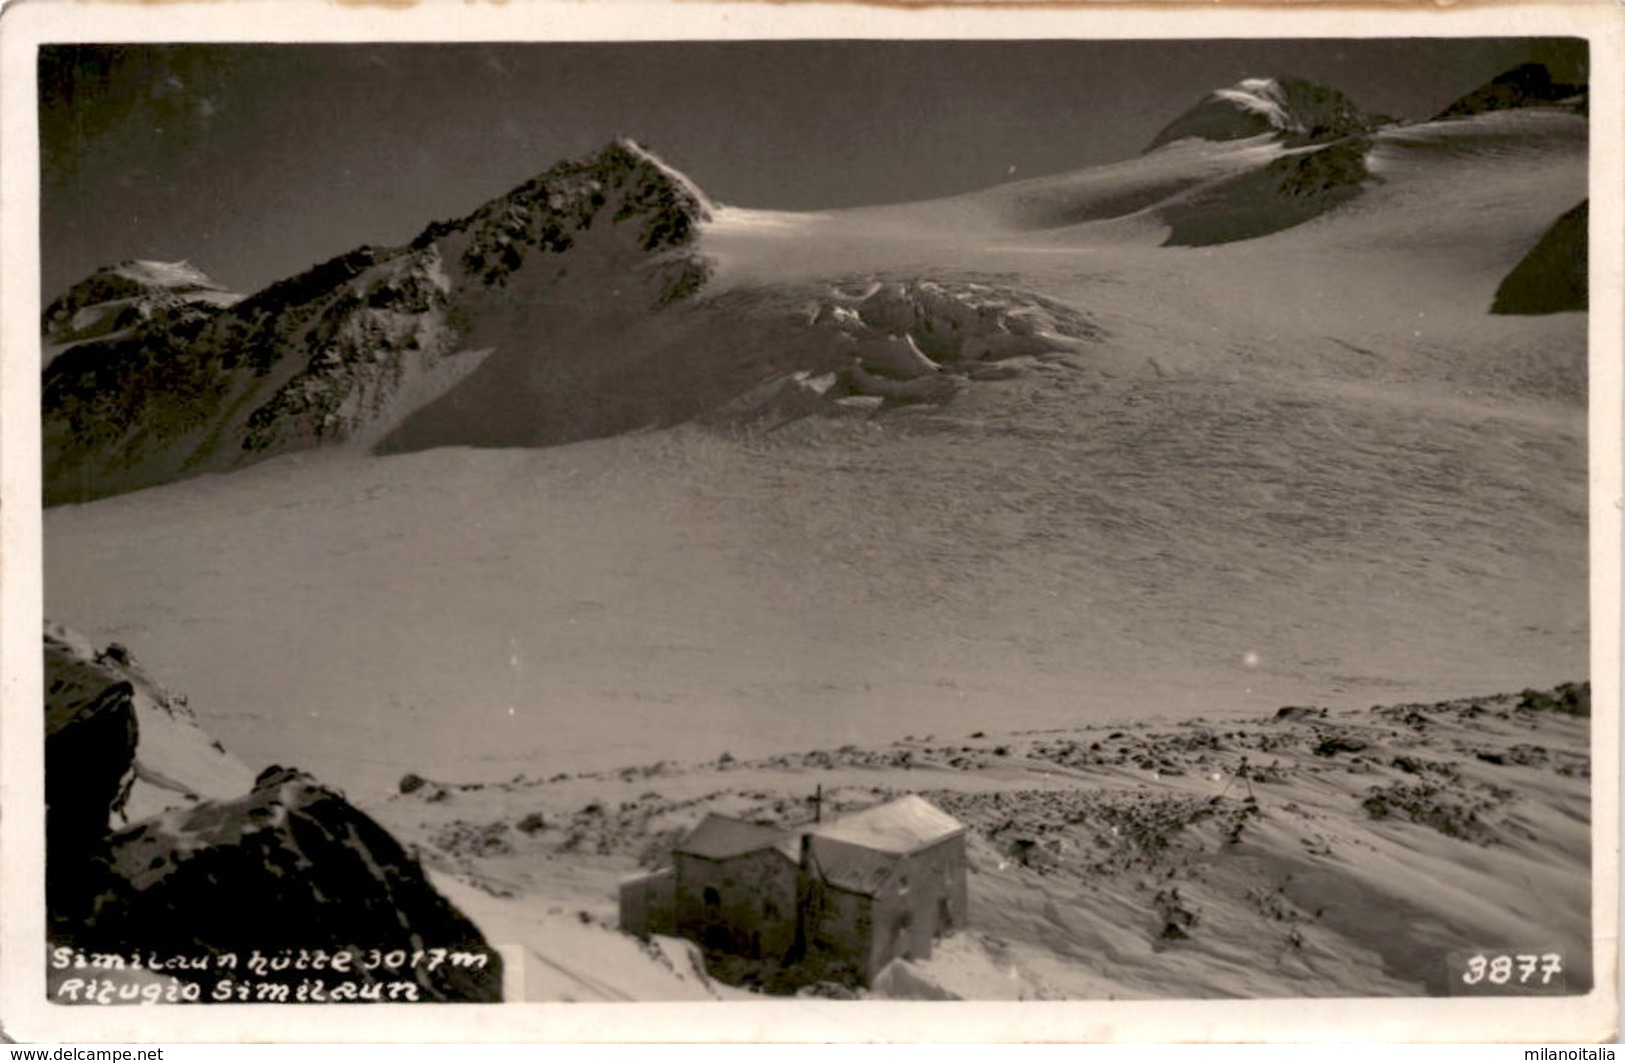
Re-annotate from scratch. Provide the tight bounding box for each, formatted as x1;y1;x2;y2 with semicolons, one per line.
38;38;1586;299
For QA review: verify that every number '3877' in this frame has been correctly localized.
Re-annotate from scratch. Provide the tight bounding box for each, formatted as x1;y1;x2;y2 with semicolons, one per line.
1461;952;1563;986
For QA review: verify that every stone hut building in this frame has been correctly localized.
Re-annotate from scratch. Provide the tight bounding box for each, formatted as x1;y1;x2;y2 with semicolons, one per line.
619;795;967;986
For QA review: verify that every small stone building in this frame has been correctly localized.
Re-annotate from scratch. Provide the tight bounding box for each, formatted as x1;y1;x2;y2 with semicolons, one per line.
620;795;967;986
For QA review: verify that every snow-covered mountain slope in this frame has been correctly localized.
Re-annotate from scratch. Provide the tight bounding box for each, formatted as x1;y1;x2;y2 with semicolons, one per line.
45;73;1588;799
41;139;712;504
42;70;1587;508
707;104;1583;274
38;67;1584;781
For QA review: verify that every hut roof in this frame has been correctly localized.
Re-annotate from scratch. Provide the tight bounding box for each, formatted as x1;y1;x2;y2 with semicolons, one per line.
810;794;965;854
806;835;898;896
675;814;788;860
675;796;963;878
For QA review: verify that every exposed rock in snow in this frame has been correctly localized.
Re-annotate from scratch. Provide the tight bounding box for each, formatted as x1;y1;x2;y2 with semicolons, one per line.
1160;136;1376;246
43;626;503;1003
1492;199;1587;315
1436;63;1588;121
45;621;253;823
41;259;243;360
239;245;462;453
1146;76;1379;152
44;644;139;918
93;766;502;1002
434;137;712;295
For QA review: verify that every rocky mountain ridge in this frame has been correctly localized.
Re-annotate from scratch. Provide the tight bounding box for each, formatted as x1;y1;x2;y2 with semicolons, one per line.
1436;62;1588;121
41;66;1588;505
42;138;711;504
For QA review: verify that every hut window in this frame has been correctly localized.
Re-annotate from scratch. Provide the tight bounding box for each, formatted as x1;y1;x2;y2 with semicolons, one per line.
897;874;909;896
763;899;779;921
703;887;720;916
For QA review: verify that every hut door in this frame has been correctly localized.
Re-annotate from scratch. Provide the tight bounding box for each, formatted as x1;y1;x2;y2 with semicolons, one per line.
702;887;726;949
893;912;914;961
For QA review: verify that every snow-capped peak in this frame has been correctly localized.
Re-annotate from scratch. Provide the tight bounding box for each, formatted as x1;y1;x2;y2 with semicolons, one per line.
41;259;243;351
1210;78;1294;128
609;137;718;219
1146;76;1377;152
109;258;234;293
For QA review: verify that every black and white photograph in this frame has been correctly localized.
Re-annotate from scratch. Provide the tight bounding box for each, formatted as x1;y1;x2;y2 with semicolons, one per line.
1;1;1618;1044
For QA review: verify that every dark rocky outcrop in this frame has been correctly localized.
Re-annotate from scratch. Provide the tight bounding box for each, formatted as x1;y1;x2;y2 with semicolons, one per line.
46;677;138;842
1161;137;1375;247
1435;63;1587;121
90;766;502;1002
1518;680;1590;716
1492;200;1587;315
45;625;502;1003
45;674;138;938
45;623;255;822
